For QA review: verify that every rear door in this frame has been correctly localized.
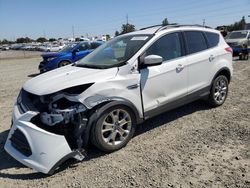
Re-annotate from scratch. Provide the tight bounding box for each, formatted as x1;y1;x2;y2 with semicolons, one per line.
184;31;217;94
140;32;188;117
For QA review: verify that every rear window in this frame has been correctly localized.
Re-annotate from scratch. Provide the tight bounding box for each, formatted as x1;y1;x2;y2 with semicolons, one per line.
185;31;208;54
205;32;219;48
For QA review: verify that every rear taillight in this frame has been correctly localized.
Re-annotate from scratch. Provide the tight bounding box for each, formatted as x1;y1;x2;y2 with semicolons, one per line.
225;47;233;54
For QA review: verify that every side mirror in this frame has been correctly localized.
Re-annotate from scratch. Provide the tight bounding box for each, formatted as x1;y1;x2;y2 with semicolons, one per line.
72;49;79;55
144;55;163;66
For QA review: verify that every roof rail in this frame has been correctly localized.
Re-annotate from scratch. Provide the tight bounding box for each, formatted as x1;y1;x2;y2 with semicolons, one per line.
156;24;212;32
172;24;212;29
140;24;162;30
140;24;212;33
140;23;179;31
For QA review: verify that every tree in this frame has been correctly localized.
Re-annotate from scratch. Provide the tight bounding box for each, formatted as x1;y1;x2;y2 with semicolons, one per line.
227;16;246;31
115;31;120;36
162;18;169;26
105;34;111;41
16;37;32;43
1;39;10;44
49;38;56;42
36;37;47;43
120;23;135;34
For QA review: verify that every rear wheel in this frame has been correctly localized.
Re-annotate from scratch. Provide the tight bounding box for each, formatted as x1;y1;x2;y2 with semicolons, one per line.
91;105;135;152
207;75;228;107
58;60;70;67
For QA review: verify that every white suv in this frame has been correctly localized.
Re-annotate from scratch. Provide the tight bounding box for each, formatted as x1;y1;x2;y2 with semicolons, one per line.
5;25;233;174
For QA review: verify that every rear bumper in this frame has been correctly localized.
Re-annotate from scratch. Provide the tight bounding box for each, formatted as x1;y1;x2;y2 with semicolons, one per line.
4;104;76;174
232;47;249;57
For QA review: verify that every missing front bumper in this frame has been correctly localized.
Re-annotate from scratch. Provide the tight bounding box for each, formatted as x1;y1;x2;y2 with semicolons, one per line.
4;105;86;174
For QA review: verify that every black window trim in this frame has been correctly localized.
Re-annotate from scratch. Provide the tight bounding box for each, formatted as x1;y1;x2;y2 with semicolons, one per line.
203;31;220;49
183;30;210;56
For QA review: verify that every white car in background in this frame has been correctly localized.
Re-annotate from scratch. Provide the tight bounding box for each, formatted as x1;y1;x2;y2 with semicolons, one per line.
38;44;65;52
5;24;233;174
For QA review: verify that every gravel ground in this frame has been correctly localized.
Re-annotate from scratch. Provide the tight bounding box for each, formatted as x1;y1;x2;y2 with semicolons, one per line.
0;51;249;188
0;50;42;60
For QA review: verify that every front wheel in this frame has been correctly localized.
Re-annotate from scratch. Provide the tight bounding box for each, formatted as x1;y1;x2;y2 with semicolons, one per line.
91;105;136;152
207;75;229;107
58;60;70;67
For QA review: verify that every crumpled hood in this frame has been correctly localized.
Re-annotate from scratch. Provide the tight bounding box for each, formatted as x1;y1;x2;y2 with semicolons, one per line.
23;65;118;95
41;52;66;58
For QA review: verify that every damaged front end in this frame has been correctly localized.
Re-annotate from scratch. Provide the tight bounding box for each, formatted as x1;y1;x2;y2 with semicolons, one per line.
5;88;92;174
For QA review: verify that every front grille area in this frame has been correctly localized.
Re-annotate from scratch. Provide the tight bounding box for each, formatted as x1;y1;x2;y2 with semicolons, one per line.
10;129;32;157
17;89;49;114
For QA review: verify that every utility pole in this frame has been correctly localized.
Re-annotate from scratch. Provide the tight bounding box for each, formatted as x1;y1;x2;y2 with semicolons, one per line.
126;14;129;24
203;19;206;27
72;25;75;39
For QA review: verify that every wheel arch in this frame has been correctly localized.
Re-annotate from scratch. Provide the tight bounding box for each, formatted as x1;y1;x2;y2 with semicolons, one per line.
90;99;143;125
58;59;72;67
212;67;232;85
81;99;143;148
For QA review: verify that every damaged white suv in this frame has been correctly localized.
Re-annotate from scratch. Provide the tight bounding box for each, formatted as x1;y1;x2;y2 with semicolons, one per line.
5;25;233;174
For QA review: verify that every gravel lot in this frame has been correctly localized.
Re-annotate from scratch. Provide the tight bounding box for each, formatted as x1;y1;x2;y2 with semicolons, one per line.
0;51;249;188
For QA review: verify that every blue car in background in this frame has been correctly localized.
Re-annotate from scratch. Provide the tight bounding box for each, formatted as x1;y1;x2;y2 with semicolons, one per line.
39;41;104;73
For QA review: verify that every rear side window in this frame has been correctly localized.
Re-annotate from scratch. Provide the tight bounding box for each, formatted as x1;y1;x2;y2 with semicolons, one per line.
91;42;101;49
77;43;89;51
185;31;208;54
205;32;219;48
145;32;183;62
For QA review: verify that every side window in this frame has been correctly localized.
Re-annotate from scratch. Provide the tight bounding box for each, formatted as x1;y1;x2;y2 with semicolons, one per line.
91;42;101;49
145;32;183;62
77;43;89;51
185;31;208;54
205;32;219;48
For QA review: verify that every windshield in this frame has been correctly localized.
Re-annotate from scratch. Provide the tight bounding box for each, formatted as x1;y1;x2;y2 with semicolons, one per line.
76;34;152;69
60;43;77;52
228;31;248;39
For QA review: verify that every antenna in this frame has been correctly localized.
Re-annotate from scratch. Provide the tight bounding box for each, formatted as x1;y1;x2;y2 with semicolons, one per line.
203;19;206;27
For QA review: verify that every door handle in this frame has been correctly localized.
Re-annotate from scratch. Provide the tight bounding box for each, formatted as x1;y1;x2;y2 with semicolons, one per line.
176;64;184;72
209;55;215;62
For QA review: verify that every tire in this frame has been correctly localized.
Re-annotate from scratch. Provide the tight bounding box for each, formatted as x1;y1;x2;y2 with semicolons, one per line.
239;54;243;60
58;60;70;67
207;75;229;107
91;105;136;152
245;54;249;60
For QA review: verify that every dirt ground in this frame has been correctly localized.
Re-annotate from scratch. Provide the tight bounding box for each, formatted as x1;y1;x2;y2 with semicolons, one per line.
0;51;249;188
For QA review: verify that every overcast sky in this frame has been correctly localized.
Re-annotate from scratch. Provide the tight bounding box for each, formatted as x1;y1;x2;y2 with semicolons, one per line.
0;0;249;40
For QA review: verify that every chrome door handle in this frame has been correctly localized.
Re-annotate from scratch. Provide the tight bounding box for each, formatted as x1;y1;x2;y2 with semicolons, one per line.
209;55;215;62
176;64;184;72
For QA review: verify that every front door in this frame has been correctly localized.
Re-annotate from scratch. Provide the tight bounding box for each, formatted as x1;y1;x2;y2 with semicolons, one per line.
140;32;188;118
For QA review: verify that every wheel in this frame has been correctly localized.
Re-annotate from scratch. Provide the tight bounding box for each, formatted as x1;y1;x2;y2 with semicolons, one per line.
245;54;249;60
91;105;136;152
58;60;70;67
239;54;243;60
207;75;229;107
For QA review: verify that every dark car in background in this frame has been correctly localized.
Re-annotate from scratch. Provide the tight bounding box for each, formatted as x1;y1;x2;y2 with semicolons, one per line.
39;41;104;72
226;30;250;60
